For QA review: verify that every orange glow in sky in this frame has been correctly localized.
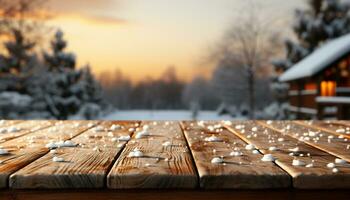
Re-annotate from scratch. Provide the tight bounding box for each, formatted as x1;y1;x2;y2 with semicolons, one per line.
46;0;304;82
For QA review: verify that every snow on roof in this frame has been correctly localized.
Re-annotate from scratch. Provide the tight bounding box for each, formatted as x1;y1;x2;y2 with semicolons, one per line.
279;33;350;82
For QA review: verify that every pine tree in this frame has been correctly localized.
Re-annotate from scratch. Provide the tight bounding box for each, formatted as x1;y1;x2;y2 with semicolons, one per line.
43;30;75;71
0;0;51;119
43;30;105;119
0;23;43;119
0;30;37;73
0;0;48;93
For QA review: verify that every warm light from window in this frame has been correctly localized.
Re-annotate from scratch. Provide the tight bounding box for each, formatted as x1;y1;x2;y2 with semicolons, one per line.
321;81;336;96
305;83;317;90
338;60;347;69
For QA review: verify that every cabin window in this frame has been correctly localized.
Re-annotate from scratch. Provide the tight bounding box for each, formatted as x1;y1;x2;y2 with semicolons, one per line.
337;59;350;87
305;83;317;90
338;60;347;69
321;81;336;96
339;62;349;78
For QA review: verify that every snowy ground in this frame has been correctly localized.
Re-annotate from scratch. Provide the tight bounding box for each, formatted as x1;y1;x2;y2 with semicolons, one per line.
102;110;242;120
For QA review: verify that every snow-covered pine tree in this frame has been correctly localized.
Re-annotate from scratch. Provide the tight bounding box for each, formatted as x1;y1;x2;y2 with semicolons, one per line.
0;30;37;75
71;65;107;119
0;27;43;118
0;0;52;119
43;30;75;71
274;0;350;71
43;30;105;119
270;0;350;119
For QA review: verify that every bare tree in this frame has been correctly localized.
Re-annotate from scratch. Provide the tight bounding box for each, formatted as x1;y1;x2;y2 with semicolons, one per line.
212;2;282;119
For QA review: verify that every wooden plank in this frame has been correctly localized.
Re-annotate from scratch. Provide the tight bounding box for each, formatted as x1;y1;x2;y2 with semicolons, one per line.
6;190;350;200
182;121;290;189
107;121;197;189
0;120;97;188
265;121;350;163
297;120;350;139
0;121;53;143
227;121;350;189
10;121;138;189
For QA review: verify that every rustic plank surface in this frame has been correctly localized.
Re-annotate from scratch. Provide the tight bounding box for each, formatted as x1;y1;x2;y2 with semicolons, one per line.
10;121;138;189
107;121;197;189
0;121;53;143
182;121;290;189
233;121;350;189
0;121;96;188
0;120;350;191
265;121;350;162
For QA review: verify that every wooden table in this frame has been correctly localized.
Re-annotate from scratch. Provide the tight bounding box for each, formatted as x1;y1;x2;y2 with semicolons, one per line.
0;120;350;200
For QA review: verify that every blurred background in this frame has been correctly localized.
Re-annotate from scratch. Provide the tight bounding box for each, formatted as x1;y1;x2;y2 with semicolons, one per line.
1;0;350;120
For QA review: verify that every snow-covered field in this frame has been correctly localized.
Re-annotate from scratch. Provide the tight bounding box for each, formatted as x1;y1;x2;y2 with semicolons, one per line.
102;110;241;120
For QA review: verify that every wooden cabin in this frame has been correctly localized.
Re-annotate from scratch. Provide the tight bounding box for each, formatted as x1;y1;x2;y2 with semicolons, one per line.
279;34;350;119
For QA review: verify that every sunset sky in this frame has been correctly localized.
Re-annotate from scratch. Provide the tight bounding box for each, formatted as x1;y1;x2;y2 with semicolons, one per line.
47;0;305;82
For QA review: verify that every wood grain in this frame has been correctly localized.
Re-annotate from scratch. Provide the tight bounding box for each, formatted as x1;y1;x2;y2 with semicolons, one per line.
182;121;290;189
231;121;350;189
0;121;53;143
266;121;350;162
107;121;197;189
0;121;96;188
10;121;138;189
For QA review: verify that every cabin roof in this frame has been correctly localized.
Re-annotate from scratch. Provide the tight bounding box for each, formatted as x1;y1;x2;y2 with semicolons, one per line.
279;33;350;82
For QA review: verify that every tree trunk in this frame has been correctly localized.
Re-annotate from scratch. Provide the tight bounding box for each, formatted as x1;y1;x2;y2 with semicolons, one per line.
248;67;255;119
